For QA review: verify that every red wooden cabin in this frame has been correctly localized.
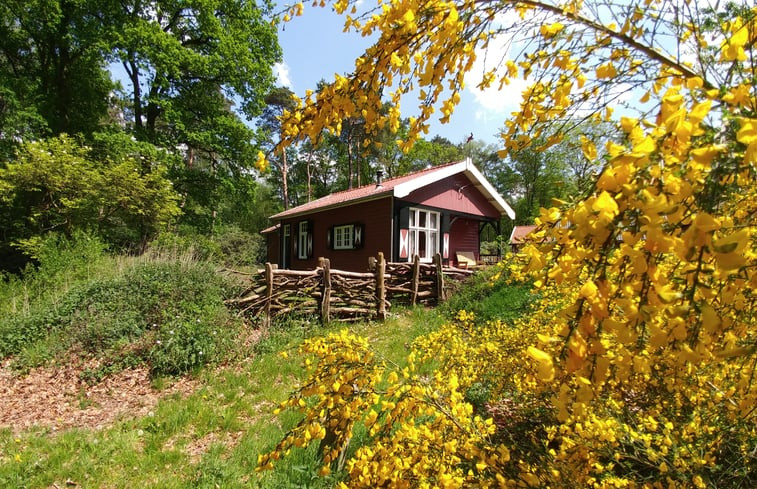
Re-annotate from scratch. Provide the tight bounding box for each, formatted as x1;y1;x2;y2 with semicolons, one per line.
263;158;515;272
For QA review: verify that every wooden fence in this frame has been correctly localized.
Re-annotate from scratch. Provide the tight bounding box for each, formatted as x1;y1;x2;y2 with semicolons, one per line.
227;252;473;324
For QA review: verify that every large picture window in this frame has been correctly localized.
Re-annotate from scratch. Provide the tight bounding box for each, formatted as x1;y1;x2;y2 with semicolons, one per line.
408;208;439;262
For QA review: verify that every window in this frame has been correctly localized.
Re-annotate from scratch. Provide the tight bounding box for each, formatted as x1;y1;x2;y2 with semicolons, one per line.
408;208;439;262
328;223;364;250
298;221;309;259
282;224;291;268
333;224;354;250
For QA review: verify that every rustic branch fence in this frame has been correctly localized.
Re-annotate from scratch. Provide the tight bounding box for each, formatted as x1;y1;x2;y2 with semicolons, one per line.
227;252;473;324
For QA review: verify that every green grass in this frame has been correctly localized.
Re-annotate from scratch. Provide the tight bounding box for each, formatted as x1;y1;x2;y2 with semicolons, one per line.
0;311;437;488
0;234;535;487
0;233;248;377
440;265;537;323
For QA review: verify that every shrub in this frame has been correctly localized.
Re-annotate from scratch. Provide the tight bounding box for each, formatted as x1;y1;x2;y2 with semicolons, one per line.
440;259;537;323
147;226;264;269
0;135;180;260
212;225;265;268
0;248;243;377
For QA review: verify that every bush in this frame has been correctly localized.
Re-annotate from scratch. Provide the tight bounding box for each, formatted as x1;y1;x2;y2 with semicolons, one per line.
440;259;537;323
0;135;181;262
0;244;244;377
147;226;264;268
213;225;265;268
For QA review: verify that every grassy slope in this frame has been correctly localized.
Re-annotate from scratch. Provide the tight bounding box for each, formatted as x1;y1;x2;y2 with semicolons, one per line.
0;243;533;488
0;312;443;488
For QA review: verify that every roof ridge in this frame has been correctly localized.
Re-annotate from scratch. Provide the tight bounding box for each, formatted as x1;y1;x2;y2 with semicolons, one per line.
318;159;464;198
266;158;516;222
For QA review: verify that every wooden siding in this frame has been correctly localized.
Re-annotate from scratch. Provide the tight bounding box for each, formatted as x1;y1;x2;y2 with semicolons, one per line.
403;174;500;218
449;217;480;267
279;197;393;272
265;232;279;267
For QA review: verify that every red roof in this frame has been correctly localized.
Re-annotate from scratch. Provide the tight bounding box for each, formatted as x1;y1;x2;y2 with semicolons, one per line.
260;223;280;234
270;159;515;220
509;225;537;244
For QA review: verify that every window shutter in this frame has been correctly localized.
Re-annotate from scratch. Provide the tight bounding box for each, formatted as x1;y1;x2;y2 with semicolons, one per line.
353;223;364;249
327;225;334;250
398;206;409;228
306;219;314;258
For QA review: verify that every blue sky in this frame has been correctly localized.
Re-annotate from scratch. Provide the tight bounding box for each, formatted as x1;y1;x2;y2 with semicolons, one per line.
273;4;524;146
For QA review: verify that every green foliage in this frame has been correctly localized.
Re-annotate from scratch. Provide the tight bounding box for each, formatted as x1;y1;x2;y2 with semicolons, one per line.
0;135;181;267
399;134;465;172
493;139;573;224
0;230;108;317
0;0;280;167
149;303;232;376
440;263;536;323
0;234;244;377
0;1;282;258
216;174;281;234
149;226;265;268
0;84;48;159
0;0;115;137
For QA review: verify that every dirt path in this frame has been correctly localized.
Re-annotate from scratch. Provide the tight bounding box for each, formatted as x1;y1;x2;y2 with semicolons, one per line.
0;358;197;433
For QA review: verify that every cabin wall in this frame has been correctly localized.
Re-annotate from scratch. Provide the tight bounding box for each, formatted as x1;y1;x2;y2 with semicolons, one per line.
403;173;500;218
449;217;480;266
265;231;280;267
277;197;393;272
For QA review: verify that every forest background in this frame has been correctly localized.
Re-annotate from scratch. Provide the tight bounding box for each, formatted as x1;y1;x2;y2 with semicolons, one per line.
0;0;603;275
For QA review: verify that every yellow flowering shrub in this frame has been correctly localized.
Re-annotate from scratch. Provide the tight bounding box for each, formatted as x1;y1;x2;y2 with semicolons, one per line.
259;0;756;487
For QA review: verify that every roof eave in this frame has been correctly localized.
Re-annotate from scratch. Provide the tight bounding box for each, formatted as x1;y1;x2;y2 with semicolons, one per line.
269;191;393;221
462;160;516;220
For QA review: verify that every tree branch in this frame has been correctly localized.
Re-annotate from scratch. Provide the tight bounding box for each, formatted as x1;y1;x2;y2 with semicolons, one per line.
502;0;716;90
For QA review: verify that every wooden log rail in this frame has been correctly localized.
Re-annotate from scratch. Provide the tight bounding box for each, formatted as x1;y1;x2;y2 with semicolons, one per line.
228;252;474;324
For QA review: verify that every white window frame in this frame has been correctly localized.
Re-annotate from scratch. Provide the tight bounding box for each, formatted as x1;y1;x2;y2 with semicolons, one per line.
282;224;291;267
333;224;354;250
408;208;439;262
298;221;308;259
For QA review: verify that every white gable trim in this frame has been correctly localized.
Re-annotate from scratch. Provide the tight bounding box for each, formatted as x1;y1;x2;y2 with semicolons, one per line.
463;159;516;220
393;157;516;220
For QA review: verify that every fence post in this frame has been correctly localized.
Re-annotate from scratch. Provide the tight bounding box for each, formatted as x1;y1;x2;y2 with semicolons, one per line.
411;254;420;305
320;257;331;324
434;253;445;301
376;252;386;321
264;262;274;328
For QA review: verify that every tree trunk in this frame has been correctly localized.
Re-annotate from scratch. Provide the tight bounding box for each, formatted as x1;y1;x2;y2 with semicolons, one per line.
125;57;142;131
306;149;314;202
281;148;289;210
347;140;354;189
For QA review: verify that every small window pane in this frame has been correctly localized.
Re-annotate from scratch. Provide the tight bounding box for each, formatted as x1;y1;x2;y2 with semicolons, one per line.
418;231;427;258
334;224;354;250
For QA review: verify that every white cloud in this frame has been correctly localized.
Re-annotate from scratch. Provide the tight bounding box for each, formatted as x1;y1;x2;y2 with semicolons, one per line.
464;12;532;122
274;62;292;88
